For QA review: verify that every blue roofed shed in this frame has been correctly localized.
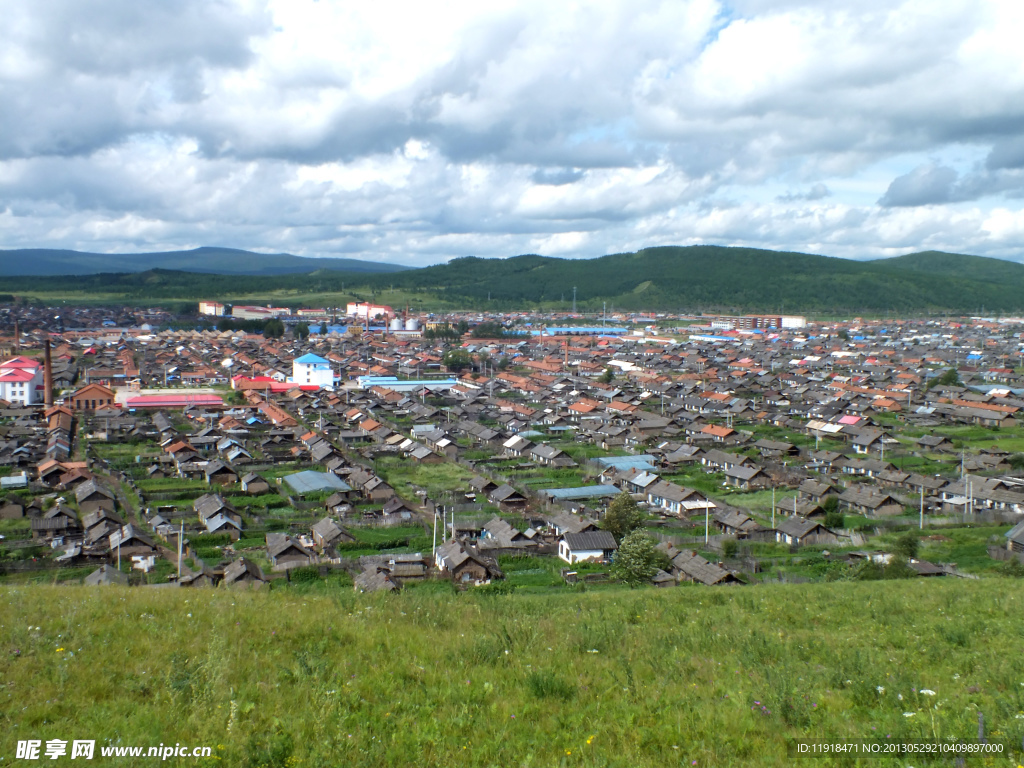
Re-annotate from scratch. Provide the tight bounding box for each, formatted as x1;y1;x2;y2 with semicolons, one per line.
541;485;621;502
593;455;658;471
283;470;353;496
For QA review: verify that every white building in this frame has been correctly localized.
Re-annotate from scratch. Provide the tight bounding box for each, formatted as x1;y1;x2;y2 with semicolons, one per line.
232;305;291;320
346;302;392;320
0;356;44;405
557;531;619;564
291;353;334;389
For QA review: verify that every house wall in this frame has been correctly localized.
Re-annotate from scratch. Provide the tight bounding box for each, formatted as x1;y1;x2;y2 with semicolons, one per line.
558;540;606;564
451;561;488;582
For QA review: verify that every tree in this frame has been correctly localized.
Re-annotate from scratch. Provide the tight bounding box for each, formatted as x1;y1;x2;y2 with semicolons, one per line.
263;318;285;338
837;329;849;341
319;322;328;335
612;530;659;587
295;322;310;340
1008;453;1024;472
821;495;844;529
471;321;506;338
599;367;615;384
442;349;473;372
929;367;961;389
601;491;645;542
892;531;919;559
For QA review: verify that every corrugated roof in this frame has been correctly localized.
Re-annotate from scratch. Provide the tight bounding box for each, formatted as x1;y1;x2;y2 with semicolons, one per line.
593;455;657;470
543;485;620;500
283;470;353;495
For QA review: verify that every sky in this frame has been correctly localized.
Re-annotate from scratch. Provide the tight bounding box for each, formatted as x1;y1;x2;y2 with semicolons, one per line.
2;0;1024;267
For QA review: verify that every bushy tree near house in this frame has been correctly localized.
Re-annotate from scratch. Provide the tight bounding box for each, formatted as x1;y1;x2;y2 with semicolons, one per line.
612;530;659;588
892;530;919;559
821;495;844;529
601;491;645;542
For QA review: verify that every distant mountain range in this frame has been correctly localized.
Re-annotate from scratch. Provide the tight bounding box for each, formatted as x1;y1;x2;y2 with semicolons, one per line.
3;244;1024;313
0;246;409;276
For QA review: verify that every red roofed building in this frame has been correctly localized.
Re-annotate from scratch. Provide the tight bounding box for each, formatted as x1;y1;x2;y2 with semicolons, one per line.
0;356;44;405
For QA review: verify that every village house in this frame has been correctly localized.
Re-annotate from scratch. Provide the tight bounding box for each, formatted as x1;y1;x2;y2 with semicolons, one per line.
557;530;618;564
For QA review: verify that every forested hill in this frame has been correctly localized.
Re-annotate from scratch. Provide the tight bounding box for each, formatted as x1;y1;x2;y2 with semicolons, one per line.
0;246;409;276
360;245;1024;312
5;245;1024;313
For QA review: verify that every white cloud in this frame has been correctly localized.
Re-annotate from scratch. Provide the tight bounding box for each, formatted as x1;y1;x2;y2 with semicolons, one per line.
1;0;1024;267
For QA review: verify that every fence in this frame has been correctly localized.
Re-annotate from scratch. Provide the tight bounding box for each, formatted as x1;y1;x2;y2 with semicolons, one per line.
653;532;725;552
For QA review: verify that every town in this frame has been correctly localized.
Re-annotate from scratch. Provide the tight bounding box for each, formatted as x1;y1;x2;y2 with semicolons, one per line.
2;299;1024;593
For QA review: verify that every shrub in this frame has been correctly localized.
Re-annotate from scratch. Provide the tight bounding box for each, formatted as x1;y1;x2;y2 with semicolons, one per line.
997;559;1024;578
288;566;321;584
721;538;739;559
475;581;515;596
823;509;845;529
892;531;919;559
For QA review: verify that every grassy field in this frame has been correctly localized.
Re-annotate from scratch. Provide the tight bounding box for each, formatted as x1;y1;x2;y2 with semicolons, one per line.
2;580;1024;766
374;457;476;501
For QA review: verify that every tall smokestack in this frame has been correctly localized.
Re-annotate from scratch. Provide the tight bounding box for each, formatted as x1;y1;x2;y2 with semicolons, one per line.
44;338;53;408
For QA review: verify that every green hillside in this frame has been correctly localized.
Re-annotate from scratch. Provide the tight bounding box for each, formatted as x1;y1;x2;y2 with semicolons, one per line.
5;245;1024;313
873;250;1024;284
362;245;1024;312
0;246;409;277
1;581;1021;767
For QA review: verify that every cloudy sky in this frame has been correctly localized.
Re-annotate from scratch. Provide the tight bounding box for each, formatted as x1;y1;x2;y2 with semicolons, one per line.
3;0;1024;267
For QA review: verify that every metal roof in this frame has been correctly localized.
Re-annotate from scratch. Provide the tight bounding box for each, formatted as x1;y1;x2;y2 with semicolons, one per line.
593;455;657;470
283;470;353;495
543;485;620;500
294;353;330;365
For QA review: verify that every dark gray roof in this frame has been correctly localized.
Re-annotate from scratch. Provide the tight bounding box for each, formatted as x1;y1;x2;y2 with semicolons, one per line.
562;530;618;552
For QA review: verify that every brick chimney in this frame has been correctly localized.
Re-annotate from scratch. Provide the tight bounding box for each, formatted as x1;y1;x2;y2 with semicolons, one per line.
44;338;53;407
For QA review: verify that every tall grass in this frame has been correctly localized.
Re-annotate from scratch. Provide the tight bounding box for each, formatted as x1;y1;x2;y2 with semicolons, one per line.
2;580;1023;766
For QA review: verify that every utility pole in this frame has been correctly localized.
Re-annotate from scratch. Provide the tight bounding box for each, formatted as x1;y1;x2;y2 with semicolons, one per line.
572;287;577;314
178;521;183;580
919;486;924;530
771;486;776;529
704;498;710;545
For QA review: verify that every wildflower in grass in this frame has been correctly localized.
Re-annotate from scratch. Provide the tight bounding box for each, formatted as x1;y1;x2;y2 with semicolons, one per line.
904;713;915;717
876;686;885;694
920;689;936;696
55;648;63;653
